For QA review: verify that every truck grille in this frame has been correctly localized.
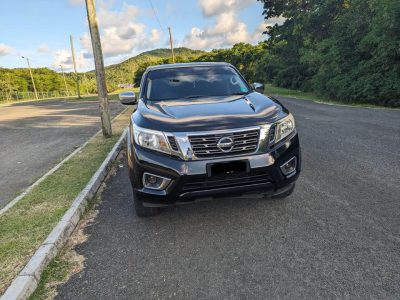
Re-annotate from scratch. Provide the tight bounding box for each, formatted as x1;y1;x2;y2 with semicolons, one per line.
188;129;260;158
182;171;271;192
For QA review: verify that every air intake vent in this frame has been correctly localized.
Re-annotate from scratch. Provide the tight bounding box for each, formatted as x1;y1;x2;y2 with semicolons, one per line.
167;136;179;152
268;124;276;144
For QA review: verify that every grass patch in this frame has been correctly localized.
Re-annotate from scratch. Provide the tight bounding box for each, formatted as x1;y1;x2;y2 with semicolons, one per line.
264;84;323;101
0;107;133;295
29;251;78;300
2;91;138;106
67;93;120;102
29;198;101;300
264;84;395;109
110;87;140;95
68;89;139;102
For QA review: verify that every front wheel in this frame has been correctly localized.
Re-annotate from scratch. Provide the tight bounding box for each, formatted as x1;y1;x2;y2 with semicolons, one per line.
133;193;161;217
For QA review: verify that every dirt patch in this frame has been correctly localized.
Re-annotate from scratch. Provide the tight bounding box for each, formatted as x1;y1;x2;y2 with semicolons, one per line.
29;154;124;300
31;206;98;300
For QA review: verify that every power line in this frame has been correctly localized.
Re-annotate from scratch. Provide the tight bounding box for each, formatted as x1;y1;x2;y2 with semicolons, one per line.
148;0;166;34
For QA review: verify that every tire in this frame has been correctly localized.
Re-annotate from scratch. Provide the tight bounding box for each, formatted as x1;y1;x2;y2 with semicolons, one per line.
133;193;161;217
271;183;295;199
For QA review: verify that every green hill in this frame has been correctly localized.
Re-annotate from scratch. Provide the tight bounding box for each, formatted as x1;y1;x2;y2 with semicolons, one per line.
0;47;204;100
87;47;205;89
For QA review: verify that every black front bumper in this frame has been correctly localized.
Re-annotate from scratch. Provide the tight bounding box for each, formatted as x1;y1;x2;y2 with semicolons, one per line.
128;133;301;207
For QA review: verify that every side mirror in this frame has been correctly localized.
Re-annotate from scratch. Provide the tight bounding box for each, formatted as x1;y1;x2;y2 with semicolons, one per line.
252;82;264;94
119;92;137;105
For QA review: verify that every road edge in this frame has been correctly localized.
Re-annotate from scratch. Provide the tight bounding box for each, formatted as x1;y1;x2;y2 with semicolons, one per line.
0;134;97;216
1;128;128;300
0;105;126;216
270;93;400;110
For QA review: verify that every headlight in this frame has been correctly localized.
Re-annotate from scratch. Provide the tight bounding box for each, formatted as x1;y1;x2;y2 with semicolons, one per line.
133;124;171;154
274;113;295;143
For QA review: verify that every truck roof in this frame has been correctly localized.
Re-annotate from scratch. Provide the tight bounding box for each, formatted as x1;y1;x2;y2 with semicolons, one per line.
146;62;231;71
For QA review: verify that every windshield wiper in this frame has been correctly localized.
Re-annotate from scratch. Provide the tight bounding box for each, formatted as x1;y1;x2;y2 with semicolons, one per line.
228;92;250;96
184;95;207;99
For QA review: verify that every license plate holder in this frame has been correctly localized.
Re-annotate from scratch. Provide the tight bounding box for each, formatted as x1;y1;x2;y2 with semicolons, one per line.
207;160;249;177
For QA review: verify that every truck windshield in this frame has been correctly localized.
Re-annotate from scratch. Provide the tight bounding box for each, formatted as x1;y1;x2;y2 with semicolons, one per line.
144;66;250;101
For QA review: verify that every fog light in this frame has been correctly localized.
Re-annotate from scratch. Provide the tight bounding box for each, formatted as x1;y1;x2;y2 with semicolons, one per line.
280;157;297;177
142;172;171;190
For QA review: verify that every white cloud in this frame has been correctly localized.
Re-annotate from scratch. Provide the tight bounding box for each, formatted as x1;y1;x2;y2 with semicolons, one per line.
206;11;237;36
182;0;267;50
80;2;160;59
0;44;13;56
199;0;255;17
52;1;161;69
265;16;285;28
53;49;89;71
183;27;220;50
68;0;84;6
37;44;50;53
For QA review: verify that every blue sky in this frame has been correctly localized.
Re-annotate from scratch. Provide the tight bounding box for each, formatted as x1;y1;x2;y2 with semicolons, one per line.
0;0;272;71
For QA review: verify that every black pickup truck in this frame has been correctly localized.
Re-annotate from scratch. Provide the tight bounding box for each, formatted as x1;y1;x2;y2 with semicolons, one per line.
120;62;301;217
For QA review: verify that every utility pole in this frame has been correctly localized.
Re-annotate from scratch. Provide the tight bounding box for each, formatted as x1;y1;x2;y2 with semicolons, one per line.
70;35;81;98
168;27;176;63
85;0;112;137
60;65;70;97
6;79;12;102
22;56;38;100
82;72;90;95
79;36;90;95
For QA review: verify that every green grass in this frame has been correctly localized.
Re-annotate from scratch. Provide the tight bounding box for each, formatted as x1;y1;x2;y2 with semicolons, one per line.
1;90;139;105
264;84;323;101
110;87;140;95
264;84;394;109
29;194;103;300
29;251;77;300
0;107;133;295
68;89;139;102
66;93;120;102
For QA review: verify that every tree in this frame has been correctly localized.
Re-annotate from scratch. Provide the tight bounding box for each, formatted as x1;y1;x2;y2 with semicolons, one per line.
257;0;400;106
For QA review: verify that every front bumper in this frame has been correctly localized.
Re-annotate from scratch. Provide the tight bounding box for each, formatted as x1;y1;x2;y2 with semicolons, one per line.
128;133;301;207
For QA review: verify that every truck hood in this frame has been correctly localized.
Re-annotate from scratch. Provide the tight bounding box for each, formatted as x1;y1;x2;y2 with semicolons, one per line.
134;92;287;132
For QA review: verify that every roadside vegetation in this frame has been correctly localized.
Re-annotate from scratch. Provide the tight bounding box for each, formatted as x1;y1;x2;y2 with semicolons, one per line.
0;48;202;103
256;0;400;107
132;1;399;107
263;84;393;108
65;93;119;102
0;107;133;294
1;2;398;107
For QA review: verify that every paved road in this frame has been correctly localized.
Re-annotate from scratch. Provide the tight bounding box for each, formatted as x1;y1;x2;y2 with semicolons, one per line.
57;97;400;299
0;99;124;209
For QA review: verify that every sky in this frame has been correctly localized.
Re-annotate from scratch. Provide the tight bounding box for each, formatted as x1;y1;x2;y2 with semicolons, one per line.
0;0;279;72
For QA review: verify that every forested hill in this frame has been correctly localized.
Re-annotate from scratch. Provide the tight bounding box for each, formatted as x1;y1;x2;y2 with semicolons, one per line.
97;47;205;89
0;47;204;96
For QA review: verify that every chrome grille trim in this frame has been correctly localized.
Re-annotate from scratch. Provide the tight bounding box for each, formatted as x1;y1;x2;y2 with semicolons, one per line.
165;125;273;161
188;128;260;158
167;136;179;152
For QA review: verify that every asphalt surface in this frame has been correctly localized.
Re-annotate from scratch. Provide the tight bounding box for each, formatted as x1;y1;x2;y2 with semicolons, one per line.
0;99;124;209
57;97;400;299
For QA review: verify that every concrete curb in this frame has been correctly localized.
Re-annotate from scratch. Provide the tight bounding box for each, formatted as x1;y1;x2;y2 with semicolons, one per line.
1;128;128;300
